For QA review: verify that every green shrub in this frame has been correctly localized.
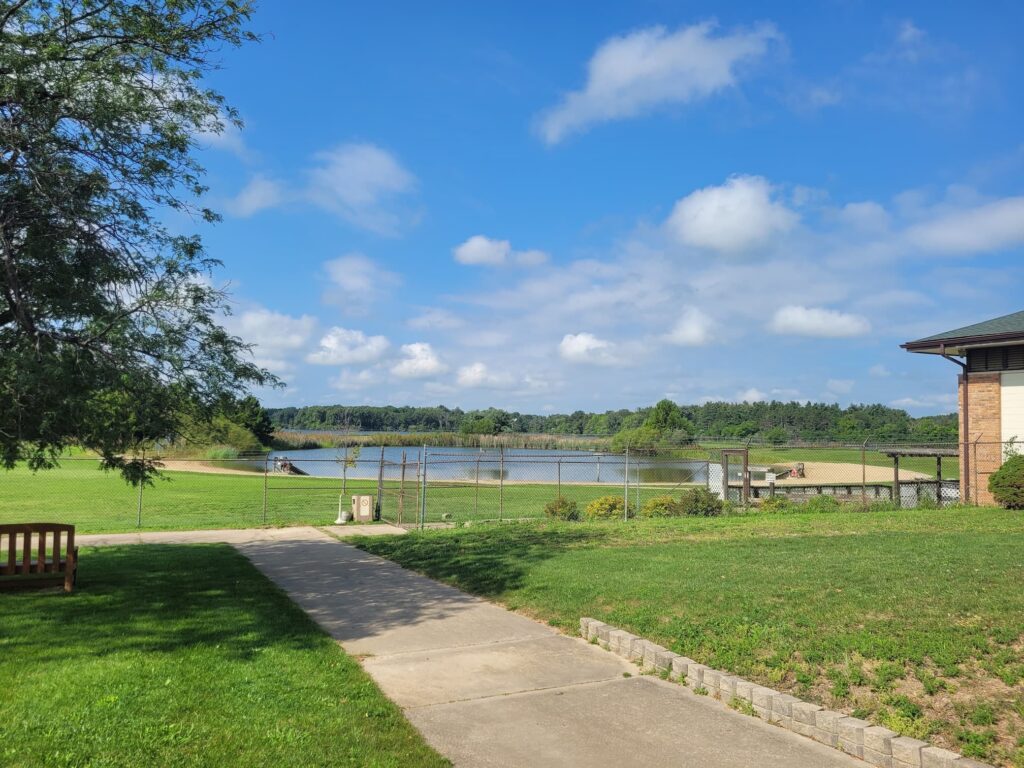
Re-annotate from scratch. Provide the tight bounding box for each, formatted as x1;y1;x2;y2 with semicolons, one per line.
639;494;680;518
989;455;1024;509
677;487;724;517
759;496;792;513
803;494;842;513
544;497;580;521
584;495;635;520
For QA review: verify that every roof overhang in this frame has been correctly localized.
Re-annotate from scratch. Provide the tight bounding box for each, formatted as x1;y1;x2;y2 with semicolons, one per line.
901;332;1024;356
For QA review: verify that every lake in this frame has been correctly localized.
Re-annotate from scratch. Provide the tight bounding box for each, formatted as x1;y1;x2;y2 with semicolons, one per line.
269;446;708;485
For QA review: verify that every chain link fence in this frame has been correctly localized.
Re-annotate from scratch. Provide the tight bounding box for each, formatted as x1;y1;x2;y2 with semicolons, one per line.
0;440;1016;533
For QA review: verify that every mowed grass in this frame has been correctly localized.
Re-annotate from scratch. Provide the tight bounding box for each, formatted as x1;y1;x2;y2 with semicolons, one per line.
354;509;1024;766
0;545;447;768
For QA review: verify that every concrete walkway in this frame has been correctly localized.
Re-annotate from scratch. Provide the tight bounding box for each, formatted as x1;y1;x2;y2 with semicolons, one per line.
79;528;860;768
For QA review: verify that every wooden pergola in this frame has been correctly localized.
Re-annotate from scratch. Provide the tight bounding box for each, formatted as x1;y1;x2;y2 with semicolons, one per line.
881;447;959;506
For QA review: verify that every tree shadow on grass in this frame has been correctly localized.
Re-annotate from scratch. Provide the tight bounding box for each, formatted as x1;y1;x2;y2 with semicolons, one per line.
0;544;328;665
352;524;612;597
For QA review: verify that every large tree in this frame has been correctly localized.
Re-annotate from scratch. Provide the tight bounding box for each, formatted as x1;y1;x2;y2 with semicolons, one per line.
0;0;272;481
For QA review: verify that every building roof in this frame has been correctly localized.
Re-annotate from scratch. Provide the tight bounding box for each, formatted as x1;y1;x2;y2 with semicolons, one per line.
902;310;1024;355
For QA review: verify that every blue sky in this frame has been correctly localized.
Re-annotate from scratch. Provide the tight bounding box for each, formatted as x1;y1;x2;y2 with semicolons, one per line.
190;1;1024;415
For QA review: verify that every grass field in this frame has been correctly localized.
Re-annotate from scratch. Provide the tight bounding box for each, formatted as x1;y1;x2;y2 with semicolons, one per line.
0;544;447;768
353;510;1024;766
0;448;958;533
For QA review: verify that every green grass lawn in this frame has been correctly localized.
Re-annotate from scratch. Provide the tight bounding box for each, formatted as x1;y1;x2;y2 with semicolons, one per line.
0;544;447;768
353;509;1024;766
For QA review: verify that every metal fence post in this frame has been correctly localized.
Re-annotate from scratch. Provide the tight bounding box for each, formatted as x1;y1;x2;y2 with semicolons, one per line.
557;458;562;499
136;449;144;529
399;449;407;525
420;445;427;530
623;444;629;521
375;445;385;519
475;456;480;517
499;446;504;522
972;436;983;506
263;454;269;525
861;440;868;509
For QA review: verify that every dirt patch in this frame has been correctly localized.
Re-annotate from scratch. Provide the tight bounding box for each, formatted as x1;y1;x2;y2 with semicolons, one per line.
157;460;259;476
771;461;931;486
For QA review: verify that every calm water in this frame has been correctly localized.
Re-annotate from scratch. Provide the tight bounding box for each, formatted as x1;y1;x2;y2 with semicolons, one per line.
269;446;708;485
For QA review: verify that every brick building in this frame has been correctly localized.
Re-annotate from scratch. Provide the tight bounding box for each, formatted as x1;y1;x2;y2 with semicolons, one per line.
903;310;1024;505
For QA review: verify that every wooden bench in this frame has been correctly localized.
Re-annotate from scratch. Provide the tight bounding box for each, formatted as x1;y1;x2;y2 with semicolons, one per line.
0;523;78;593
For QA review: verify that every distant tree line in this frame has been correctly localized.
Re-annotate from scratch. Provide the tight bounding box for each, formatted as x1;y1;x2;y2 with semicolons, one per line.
267;401;958;444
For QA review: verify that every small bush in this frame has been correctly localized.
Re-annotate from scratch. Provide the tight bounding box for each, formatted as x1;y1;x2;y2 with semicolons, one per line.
677;487;724;517
803;494;842;513
544;497;579;521
584;495;635;520
759;496;792;514
989;455;1024;509
639;494;680;518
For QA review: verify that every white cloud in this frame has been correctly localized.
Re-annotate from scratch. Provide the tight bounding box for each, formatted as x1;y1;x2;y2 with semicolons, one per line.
665;307;714;346
408;308;463;330
453;235;549;267
826;378;854;394
306;143;417;235
226;309;316;353
456;362;514;389
330;368;382;391
665;175;798;254
307;327;390;365
838;201;891;233
195;113;248;158
737;387;767;402
890;393;957;409
391;343;447;379
224;174;285;217
559;332;620;365
903;197;1024;255
869;364;891;378
322;253;400;314
537;21;778;144
769;305;870;338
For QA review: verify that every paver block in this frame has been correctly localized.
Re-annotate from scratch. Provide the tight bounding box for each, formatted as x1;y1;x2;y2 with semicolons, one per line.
654;649;678;674
769;694;799;727
864;747;893;768
628;637;648;662
838;717;870;759
669;656;691;681
642;642;667;670
814;710;843;748
792;701;822;726
718;675;738;703
579;617;594;637
608;629;632;655
891;736;928;767
685;663;707;690
864;726;897;756
597;624;613;648
791;720;816;738
587;621;608;642
750;686;776;717
702;668;721;694
733;679;755;703
920;747;961;768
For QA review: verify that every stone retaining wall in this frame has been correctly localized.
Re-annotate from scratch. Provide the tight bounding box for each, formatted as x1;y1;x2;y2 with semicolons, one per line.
579;618;994;768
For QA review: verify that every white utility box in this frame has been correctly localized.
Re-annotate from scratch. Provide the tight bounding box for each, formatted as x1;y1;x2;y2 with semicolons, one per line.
352;494;375;522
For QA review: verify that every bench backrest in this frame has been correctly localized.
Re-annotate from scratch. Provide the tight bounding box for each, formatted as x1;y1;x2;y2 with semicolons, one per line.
0;523;76;578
